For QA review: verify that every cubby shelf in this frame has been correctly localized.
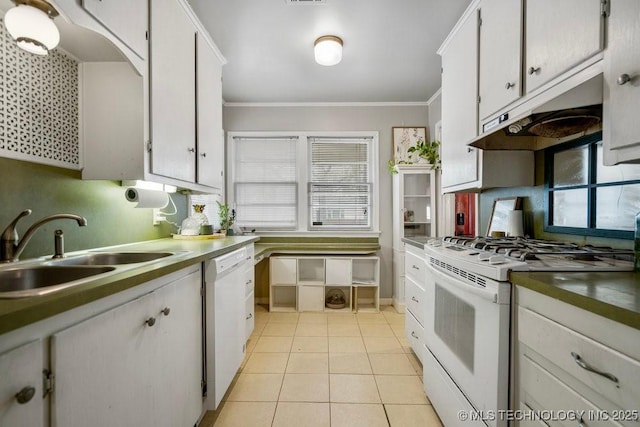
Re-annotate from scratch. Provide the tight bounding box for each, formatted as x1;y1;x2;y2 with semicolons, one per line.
269;255;379;313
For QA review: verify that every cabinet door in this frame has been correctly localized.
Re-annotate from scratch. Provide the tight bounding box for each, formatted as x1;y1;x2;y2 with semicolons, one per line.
196;32;224;189
298;285;324;312
525;0;603;93
325;258;351;285
0;340;44;427
82;0;147;59
402;170;435;239
440;9;479;189
52;291;157;427
603;0;640;164
271;257;297;285
150;0;196;182
154;271;203;427
478;0;522;120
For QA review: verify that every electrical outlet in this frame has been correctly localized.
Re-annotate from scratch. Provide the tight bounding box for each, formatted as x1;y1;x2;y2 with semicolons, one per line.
153;209;165;226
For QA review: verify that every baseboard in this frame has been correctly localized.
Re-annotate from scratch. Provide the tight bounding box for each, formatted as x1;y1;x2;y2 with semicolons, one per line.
379;298;393;306
392;298;406;313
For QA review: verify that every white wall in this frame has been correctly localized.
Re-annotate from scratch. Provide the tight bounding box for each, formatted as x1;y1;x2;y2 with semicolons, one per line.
223;104;429;299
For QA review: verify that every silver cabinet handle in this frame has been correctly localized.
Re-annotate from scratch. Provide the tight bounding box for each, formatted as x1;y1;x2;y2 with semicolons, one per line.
411;331;419;339
246;313;253;320
505;82;515;89
246;280;253;285
571;352;618;384
411;265;419;270
161;307;171;316
200;152;207;157
411;296;419;303
15;386;35;404
617;73;631;85
528;66;541;75
145;317;156;327
188;147;195;153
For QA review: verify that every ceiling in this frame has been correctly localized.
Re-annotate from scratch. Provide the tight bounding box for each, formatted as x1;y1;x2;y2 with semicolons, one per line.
187;0;471;104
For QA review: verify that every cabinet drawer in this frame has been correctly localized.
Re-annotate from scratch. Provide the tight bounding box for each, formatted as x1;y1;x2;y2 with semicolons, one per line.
405;249;426;283
405;276;425;326
405;310;425;363
520;355;622;427
518;306;640;413
245;294;254;340
243;267;254;297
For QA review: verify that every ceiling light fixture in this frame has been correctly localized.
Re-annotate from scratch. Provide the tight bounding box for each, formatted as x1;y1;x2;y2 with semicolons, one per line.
3;0;60;56
314;35;342;66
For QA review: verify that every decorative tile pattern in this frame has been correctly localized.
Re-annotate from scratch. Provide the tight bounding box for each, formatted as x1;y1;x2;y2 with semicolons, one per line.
0;20;79;168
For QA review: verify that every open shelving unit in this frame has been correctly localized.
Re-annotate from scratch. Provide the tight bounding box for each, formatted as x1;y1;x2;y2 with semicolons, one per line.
269;255;379;312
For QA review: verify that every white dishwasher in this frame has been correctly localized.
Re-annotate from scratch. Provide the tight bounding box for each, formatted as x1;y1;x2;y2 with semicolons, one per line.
203;246;247;410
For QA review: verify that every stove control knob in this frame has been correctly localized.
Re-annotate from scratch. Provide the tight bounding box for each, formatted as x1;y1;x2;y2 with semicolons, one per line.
489;255;506;265
478;252;492;261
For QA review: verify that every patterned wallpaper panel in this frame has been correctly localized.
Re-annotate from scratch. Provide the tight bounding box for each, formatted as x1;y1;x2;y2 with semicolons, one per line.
0;19;79;169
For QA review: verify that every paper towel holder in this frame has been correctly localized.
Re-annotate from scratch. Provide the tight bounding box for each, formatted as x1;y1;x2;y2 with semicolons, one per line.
486;197;522;237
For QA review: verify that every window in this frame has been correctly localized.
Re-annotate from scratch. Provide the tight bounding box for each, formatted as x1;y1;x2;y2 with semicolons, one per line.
228;131;378;233
231;136;298;230
545;132;640;239
308;137;372;230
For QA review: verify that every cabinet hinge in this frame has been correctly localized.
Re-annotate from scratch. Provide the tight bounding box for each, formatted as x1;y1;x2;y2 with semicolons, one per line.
43;369;55;398
478;95;481;103
601;0;610;17
146;141;152;153
145;30;149;41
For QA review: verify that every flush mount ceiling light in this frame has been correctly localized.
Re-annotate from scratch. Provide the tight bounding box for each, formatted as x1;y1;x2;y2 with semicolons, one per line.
314;35;342;66
4;0;60;55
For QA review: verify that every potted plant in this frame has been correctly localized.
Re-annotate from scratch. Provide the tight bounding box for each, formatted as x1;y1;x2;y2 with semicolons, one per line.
407;137;441;170
388;137;441;173
216;202;236;235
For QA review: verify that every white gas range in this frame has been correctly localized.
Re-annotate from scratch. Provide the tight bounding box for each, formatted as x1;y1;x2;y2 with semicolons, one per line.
421;236;634;427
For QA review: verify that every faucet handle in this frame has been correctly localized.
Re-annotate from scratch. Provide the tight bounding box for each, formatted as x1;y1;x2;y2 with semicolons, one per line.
1;209;32;240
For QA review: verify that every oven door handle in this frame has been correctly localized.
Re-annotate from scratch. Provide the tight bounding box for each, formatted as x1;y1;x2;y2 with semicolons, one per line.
426;263;498;303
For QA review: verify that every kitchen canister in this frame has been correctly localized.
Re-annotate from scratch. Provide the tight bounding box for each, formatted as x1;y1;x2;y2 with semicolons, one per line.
507;210;524;237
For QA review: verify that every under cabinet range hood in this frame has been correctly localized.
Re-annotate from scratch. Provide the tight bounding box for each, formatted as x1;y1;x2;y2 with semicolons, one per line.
470;67;604;151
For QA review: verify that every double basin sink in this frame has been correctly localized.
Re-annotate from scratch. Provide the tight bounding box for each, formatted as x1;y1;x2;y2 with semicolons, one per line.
0;252;176;298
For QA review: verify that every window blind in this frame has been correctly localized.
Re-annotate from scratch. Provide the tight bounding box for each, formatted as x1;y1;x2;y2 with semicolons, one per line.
308;137;372;229
233;136;298;229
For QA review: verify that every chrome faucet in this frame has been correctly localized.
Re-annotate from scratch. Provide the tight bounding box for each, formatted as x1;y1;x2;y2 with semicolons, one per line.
1;209;88;263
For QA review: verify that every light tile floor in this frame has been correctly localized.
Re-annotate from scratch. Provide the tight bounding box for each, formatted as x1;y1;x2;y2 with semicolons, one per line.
199;305;443;427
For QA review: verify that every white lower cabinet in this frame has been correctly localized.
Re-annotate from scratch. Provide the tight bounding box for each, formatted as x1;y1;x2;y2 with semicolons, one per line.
0;340;45;427
516;287;640;427
51;269;202;427
404;244;426;363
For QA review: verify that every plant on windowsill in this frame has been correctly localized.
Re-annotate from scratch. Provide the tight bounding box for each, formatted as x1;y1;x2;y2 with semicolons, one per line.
217;201;236;235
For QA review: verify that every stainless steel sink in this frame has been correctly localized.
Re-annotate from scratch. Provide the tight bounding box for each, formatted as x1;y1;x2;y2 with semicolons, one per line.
0;266;116;298
54;252;174;266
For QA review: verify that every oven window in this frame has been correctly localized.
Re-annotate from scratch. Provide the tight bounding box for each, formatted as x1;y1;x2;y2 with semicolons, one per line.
544;131;640;239
434;284;475;372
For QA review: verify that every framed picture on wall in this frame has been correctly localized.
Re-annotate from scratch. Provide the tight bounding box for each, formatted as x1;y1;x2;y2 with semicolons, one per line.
392;127;427;164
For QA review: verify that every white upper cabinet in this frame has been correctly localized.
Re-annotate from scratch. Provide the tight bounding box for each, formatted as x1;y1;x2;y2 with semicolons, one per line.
439;5;480;190
150;0;197;183
196;32;225;190
78;0;227;192
81;0;148;59
478;0;522;120
439;0;534;192
524;0;604;94
603;0;640;165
